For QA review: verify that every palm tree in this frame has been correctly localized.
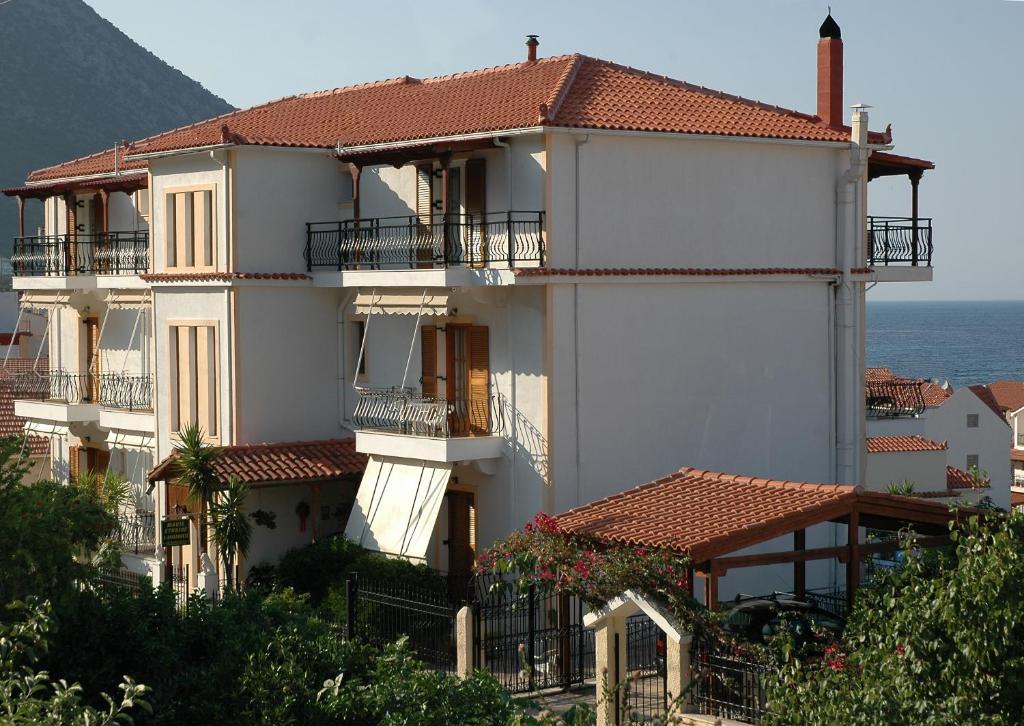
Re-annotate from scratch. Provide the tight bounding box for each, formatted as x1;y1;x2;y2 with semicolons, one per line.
209;477;251;591
171;423;220;555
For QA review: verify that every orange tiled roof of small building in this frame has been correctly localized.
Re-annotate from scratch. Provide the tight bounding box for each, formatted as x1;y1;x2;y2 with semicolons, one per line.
967;384;1013;423
1011;448;1024;463
865;367;895;382
149;438;366;485
946;466;982;490
557;467;860;562
866;435;947;453
977;381;1024;415
28;54;896;183
0;370;49;457
865;367;950;409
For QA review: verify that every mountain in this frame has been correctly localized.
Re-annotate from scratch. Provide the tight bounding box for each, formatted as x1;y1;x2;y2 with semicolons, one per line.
0;0;235;236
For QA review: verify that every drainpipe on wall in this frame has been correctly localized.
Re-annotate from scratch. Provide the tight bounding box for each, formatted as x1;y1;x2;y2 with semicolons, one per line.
573;134;590;507
834;106;870;485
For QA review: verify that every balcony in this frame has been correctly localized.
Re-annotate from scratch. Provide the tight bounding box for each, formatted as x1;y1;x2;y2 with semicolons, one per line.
10;232;149;277
305;211;544;276
99;373;154;412
352;387;504;462
112;508;157;557
10;370;153;427
867;216;932;267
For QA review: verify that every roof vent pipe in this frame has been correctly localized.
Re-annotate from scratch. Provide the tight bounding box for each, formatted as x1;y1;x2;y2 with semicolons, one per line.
526;35;539;62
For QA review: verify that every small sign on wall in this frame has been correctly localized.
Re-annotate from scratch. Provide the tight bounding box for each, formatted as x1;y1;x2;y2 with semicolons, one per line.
161;517;191;547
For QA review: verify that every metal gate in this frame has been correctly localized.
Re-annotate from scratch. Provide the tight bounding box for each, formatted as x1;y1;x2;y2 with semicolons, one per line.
473;580;595;693
622;614;668;723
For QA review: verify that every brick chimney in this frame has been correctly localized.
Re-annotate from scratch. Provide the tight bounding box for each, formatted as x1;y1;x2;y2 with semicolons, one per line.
817;13;843;128
526;35;539;62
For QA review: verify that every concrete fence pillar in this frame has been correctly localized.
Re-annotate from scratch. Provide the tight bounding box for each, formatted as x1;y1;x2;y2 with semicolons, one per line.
666;633;694;712
456;605;474;678
595;614;628;726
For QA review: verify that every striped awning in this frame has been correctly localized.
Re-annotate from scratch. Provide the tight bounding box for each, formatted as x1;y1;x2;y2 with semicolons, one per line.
354;289;450;316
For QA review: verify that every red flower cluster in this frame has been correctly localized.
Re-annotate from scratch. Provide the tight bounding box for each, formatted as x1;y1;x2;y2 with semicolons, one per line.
824;643;846;671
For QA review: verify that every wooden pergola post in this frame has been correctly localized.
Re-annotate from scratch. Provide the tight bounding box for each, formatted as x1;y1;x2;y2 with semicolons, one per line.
703;567;719;612
846;508;861;607
794;529;806;599
909;169;922;266
349;164;362;266
16;195;25;238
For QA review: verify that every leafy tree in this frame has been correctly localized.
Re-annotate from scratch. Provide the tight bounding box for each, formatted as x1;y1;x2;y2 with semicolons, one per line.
209;477;252;590
766;512;1024;724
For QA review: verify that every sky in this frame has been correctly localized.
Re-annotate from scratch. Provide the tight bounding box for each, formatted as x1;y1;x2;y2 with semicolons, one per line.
83;0;1024;302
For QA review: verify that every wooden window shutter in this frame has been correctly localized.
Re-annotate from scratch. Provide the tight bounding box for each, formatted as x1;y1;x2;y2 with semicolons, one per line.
420;325;437;398
68;444;80;481
94;449;110;474
467;326;490;434
464;158;487;266
91;194;104;234
416;164;433;223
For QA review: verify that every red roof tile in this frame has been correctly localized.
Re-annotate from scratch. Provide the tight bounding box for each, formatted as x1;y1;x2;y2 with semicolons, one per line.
1012;492;1024;510
967;384;1012;423
149;438;366;485
513;266;842;278
0;365;49;457
866;435;947;453
1011;448;1024;463
139;272;311;283
977;381;1024;415
28;54;896;183
864;367;950;409
946;466;984;490
865;367;895;382
557;466;965;562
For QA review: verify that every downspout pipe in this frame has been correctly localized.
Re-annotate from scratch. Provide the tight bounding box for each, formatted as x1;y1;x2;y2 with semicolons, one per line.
573;134;590;507
834;106;870;485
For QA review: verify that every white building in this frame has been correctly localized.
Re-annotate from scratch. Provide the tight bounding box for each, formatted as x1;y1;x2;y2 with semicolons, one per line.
2;16;935;597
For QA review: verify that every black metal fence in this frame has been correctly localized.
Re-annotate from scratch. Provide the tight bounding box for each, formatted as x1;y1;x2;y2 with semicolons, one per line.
623;614;667;723
352;387;505;439
305;211;545;271
99;373;154;411
11;232;149;276
691;638;770;725
95;566;149;597
473;579;595;694
346;574;460;673
867;216;933;267
113;509;157;556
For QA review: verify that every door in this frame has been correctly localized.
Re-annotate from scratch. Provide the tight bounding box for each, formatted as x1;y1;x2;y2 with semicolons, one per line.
83;316;100;402
85;447;110;474
445;490;475;578
464;158;486;266
445;324;490;436
445;166;462;263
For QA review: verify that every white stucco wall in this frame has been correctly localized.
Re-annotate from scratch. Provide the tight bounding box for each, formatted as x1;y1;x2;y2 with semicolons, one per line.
106;190;148;233
149;154;227;272
865;449;947;493
925;388;1011;509
545;131;842;269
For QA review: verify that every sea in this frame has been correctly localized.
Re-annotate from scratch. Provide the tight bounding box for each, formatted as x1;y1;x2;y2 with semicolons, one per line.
867;300;1024;388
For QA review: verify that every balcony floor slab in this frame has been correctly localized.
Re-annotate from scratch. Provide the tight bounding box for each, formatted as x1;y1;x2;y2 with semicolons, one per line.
14;399;99;424
355;430;504;462
98;408;156;434
857;267;933;283
313;268;517;288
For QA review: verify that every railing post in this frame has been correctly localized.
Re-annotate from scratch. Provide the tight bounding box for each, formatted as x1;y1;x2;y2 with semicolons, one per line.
527;583;536;692
506;211;514;268
337;221;344;271
911;216;919;267
305;222;312;272
538;212;545;267
346;573;358;641
883;219;890;266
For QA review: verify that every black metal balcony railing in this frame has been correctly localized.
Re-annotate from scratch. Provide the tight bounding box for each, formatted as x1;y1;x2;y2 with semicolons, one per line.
305;211;545;271
6;370;152;410
352;387;502;438
112;509;157;556
866;379;926;418
867;216;932;267
99;373;154;412
10;232;149;276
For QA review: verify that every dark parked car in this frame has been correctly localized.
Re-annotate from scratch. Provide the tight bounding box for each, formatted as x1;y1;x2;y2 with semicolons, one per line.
721;593;846;647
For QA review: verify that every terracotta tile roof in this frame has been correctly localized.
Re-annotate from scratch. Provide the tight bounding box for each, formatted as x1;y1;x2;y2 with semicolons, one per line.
0;373;49;457
3;172;147;198
139;272;311;283
946;466;983;490
1012;491;1024;510
0;358;48;376
865;367;895;382
558;467;860;562
914;489;960;500
1011;448;1024;463
512;266;842;277
149;438;366;485
967;384;1012;423
28;54;895;183
977;381;1024;415
866;435;947;453
919;381;952;407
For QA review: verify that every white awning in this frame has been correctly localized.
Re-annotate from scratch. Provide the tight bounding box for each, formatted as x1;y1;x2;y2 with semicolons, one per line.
106;291;150;309
105;430;155;451
343;455;452;560
19;291;66;309
354;289;450;316
22;420;69;438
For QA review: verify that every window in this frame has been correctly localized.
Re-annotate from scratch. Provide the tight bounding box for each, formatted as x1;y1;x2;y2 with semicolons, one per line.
165;186;215;270
351;320;367;376
169;323;218;438
966;454;980;470
966;413;979;428
1017;433;1024;447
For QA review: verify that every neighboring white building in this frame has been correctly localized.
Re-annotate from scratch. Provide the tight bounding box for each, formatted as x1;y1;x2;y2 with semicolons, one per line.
864;434;992;506
967;381;1024;494
2;16;936;598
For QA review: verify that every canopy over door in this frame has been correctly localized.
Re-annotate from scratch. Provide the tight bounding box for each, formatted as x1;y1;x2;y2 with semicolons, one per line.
354;289;450;316
344;455;452;560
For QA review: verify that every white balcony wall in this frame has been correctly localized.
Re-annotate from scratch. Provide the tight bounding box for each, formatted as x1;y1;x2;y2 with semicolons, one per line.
107;191;148;232
149;155;227;272
544;132;842;269
43;196;67;236
865;450;947;493
232;147;344;273
233;285;348;443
